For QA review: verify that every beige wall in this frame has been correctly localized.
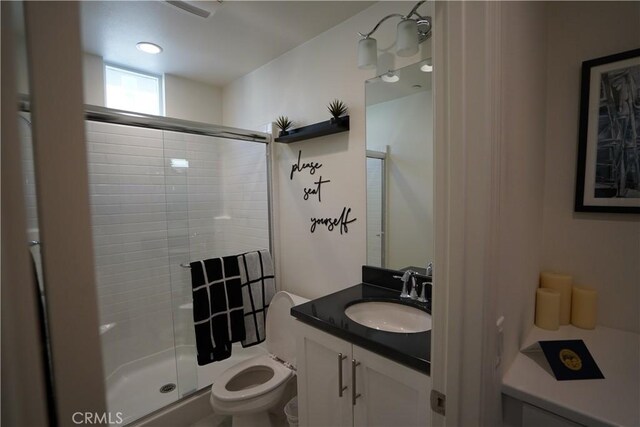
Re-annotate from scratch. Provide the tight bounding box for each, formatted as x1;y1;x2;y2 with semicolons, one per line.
542;1;640;333
222;2;432;299
164;73;223;124
493;6;640;423
497;0;548;374
83;53;104;106
81;53;223;124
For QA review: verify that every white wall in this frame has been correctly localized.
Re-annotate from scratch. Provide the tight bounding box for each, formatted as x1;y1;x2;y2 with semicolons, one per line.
223;1;432;299
488;2;639;425
81;53;223;124
496;1;548;373
83;53;104;106
542;1;640;333
366;91;434;270
492;0;640;388
485;3;549;425
164;74;223;124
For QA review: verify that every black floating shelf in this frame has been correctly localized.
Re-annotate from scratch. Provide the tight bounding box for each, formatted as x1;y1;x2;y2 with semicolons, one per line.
275;116;349;143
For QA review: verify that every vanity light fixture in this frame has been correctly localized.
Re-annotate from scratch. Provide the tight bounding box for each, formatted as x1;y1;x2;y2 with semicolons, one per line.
136;42;163;55
381;71;400;83
357;0;431;70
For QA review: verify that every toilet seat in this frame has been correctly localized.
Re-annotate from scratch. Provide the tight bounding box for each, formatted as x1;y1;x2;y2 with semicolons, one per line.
212;354;294;402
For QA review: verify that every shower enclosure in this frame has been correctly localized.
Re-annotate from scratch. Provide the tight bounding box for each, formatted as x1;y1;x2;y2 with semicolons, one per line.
20;103;274;424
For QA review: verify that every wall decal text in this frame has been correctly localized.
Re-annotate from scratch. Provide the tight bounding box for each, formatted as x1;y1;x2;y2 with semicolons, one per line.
310;207;357;234
290;150;357;234
303;176;331;202
290;150;322;180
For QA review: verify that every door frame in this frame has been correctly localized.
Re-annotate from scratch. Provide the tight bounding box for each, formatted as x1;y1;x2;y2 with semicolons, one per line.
1;2;50;425
432;2;502;425
24;2;107;423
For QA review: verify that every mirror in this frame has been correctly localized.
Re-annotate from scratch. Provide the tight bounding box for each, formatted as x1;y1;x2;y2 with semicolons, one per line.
365;60;434;272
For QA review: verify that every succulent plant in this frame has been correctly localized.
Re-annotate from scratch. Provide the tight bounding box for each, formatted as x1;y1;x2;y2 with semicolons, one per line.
275;115;292;132
327;99;348;119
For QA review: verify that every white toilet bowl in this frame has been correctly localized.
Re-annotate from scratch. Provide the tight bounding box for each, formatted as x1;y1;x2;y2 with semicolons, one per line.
210;291;308;427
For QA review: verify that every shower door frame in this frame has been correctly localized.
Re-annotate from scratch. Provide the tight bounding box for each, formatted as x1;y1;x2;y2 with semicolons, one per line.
18;97;276;422
19;97;276;261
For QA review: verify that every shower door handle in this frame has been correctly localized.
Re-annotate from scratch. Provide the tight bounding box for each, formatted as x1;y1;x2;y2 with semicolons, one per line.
338;353;347;397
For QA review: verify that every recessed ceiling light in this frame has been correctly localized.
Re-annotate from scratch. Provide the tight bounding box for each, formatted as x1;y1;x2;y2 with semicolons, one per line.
136;42;163;55
420;63;433;72
381;71;399;83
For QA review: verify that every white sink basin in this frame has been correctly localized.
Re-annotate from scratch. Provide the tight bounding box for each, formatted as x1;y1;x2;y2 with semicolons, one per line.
344;301;431;333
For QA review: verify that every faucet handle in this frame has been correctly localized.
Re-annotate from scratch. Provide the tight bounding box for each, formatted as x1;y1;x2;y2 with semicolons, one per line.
418;281;429;303
426;262;433;277
393;273;411;298
409;276;419;300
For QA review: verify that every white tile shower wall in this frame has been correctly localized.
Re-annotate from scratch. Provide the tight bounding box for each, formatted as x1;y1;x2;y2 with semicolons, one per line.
164;131;226;352
218;139;270;255
168;136;270;350
86;121;175;377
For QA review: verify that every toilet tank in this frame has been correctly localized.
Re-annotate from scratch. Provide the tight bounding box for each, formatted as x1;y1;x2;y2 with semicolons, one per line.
265;291;308;367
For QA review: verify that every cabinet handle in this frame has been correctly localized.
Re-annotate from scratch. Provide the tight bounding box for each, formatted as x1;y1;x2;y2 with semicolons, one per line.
338;353;347;397
351;359;361;405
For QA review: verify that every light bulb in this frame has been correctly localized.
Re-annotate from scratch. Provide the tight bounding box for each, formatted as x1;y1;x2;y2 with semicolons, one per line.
136;42;163;55
396;19;419;57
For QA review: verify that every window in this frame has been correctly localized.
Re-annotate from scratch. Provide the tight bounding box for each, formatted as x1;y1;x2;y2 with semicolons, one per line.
105;65;163;115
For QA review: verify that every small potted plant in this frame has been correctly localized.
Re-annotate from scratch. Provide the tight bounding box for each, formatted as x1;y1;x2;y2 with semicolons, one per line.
275;115;293;137
327;99;348;124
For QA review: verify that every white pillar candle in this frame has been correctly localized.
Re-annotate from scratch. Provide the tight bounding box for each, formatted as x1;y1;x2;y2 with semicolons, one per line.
571;286;597;329
535;288;561;331
540;272;573;325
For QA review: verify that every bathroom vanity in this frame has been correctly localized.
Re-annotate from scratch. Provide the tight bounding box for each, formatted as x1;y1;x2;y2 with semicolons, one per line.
291;267;432;426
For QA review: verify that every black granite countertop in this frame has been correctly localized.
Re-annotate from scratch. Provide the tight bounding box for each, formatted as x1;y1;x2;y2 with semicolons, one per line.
291;267;431;375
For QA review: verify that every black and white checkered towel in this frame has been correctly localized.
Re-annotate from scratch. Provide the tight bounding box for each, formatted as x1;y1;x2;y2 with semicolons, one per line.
238;250;276;348
190;256;246;366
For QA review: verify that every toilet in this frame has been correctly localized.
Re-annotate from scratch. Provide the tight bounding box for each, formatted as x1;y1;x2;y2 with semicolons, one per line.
210;291;308;427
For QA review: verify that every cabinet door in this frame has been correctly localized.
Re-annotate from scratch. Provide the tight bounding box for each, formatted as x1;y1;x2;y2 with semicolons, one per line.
295;321;353;427
353;345;431;427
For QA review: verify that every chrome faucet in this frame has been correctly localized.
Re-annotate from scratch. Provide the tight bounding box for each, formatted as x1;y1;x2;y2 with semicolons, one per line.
426;262;433;277
393;270;419;300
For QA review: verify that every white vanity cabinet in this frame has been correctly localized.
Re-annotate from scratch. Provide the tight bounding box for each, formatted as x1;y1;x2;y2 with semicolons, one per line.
295;320;431;427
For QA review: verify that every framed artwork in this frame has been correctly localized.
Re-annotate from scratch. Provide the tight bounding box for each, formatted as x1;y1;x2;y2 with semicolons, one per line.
575;48;640;213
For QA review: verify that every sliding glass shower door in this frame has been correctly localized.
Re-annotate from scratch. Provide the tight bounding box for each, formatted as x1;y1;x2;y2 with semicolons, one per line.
87;121;270;424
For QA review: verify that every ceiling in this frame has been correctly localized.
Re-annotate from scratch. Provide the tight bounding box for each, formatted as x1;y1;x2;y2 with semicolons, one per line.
80;1;374;87
365;60;432;106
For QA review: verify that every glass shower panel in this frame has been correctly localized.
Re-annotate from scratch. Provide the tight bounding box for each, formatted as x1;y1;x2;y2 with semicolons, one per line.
17;114;44;285
166;133;271;395
162;130;197;398
86;122;180;424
